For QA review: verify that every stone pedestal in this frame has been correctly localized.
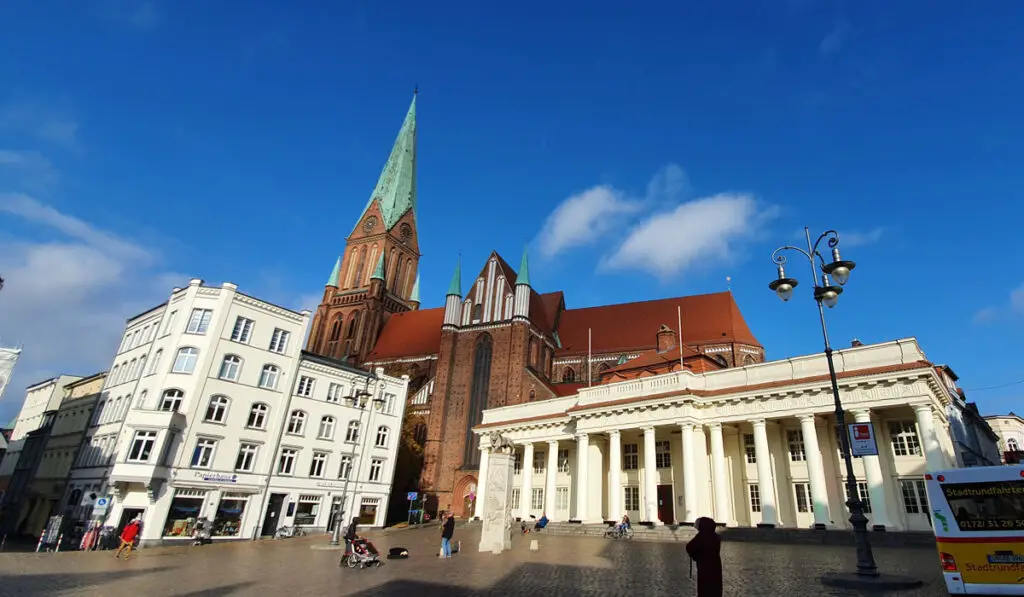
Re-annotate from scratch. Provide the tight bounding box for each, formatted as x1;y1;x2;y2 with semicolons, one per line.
478;451;514;554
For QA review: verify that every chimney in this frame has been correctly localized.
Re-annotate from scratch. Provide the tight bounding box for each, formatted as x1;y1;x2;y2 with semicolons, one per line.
851;338;864;347
656;325;678;354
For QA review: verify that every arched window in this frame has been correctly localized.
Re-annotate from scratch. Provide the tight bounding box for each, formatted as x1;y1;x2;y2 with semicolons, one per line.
597;363;610;379
562;367;576;383
172;347;199;374
472;303;483;322
413;423;427;445
529;389;536;402
318;416;336;440
136;390;147;409
393;256;404;294
354;245;368;287
713;355;728;368
110;365;120;387
138;355;147;378
287;410;306;435
1009;438;1021;451
345;420;360;442
464;334;493;466
376;425;389;447
258;365;279;389
219;355;242;381
366;245;378;285
128;359;137;380
205;395;229;423
148;349;163;375
159;389;184;412
742;354;757;366
68;488;83;508
345;314;359;339
247;403;269;429
329;318;343;341
528;337;538;368
405;260;415;299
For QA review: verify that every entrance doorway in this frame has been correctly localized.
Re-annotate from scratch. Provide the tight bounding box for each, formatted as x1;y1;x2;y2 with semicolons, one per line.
656;485;674;524
117;508;145;535
261;493;286;537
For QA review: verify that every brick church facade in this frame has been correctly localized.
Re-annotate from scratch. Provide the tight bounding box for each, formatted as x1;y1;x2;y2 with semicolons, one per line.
305;94;766;518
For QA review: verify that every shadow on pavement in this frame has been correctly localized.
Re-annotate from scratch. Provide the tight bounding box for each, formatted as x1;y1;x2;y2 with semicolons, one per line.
174;581;254;596
0;566;176;596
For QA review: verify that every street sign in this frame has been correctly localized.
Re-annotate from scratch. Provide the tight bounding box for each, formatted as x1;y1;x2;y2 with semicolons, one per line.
93;497;110;514
847;422;879;457
406;492;418;502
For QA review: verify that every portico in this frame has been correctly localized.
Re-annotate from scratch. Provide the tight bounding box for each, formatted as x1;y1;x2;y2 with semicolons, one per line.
473;338;959;532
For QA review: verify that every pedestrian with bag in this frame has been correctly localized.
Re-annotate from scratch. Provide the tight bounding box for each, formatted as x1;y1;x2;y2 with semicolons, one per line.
685;516;723;597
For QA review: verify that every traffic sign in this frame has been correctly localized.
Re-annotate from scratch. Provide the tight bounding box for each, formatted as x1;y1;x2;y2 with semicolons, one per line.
407;492;418;502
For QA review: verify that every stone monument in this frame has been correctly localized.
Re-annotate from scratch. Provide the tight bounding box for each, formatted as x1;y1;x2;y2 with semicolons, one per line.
478;431;515;554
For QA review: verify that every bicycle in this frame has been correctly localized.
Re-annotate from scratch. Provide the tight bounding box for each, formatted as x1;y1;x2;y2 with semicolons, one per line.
604;525;634;540
275;525;306;539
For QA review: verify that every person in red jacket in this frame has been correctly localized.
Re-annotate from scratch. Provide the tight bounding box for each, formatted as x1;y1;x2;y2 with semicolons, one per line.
115;518;141;559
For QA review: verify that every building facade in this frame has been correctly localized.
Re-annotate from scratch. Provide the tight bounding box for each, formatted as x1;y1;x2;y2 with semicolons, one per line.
472;338;976;533
983;413;1024;464
76;278;410;546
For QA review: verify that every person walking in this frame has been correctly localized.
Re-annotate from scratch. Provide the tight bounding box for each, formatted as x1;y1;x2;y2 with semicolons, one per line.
440;511;455;559
115;517;141;560
685;517;723;597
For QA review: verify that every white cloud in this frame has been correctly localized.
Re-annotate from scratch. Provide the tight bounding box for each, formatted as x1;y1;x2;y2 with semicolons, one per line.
972;282;1024;324
1010;283;1024;313
603;192;777;279
535;164;688;258
0;103;80;150
0;150;60;192
839;227;884;248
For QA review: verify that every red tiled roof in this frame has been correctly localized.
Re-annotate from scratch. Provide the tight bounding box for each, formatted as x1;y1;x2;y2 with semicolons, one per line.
366;307;444;360
555;291;759;356
602;344;703;375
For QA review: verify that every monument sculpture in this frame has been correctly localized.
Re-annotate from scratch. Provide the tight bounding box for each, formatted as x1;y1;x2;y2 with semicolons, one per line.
478;432;515;554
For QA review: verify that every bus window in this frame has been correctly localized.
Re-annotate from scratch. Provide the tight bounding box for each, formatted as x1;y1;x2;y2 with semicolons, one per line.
940;480;1024;532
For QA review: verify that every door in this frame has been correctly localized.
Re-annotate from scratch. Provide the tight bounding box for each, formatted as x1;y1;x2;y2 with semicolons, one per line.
117;508;145;536
656;485;674;524
899;479;931;531
261;493;286;537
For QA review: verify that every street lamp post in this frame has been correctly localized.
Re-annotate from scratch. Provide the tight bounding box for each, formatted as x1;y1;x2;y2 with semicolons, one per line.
329;372;386;546
769;228;921;590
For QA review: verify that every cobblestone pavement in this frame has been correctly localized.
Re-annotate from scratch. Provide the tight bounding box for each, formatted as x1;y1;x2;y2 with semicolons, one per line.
0;525;947;596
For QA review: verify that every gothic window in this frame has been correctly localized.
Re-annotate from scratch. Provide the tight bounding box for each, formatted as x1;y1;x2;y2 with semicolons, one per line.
344;312;360;357
345;252;358;289
354;246;368;287
366;245;378;285
597;363;610;380
413;423;427;445
743;354;757;366
562;367;576;383
463;334;493;467
472;303;483;322
329;317;343;341
405;260;415;298
713;355;728;368
528;337;538;368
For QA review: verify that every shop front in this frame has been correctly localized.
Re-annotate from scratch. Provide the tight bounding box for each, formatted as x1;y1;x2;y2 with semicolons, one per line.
294;494;322;528
162;488;206;538
212;492;250;537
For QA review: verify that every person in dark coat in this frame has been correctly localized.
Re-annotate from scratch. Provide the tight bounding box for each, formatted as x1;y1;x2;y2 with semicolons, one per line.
440;512;456;558
685;517;723;597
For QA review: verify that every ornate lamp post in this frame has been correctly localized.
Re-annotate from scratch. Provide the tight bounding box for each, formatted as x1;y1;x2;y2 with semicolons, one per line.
329;372;386;546
769;228;920;590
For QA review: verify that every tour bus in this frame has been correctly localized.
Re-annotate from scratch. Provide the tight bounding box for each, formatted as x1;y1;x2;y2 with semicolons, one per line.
924;464;1024;595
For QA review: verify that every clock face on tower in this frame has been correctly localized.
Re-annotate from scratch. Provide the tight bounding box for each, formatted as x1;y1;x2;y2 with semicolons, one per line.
362;216;378;233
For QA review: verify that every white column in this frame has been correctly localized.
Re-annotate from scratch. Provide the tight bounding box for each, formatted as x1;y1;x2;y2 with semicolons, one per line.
798;415;831;529
608;430;622;520
574;433;589;521
915;404;947;472
680;423;698;523
708;423;732;525
473;447;489;520
751;419;778;527
544;441;558;517
642;426;660;524
520;443;534;520
853;410;893;530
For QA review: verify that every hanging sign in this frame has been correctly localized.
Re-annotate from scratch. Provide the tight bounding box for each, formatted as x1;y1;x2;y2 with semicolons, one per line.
848;422;879;457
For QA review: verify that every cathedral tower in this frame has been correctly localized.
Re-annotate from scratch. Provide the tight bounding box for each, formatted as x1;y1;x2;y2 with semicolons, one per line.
306;93;421;364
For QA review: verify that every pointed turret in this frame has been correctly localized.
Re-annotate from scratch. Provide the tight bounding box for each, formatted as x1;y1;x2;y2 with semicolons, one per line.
326;256;342;287
371;252;386;281
355;93;418;232
409;275;421;304
446;256;462;297
516;246;531;286
443;256;463;329
513;247;531;321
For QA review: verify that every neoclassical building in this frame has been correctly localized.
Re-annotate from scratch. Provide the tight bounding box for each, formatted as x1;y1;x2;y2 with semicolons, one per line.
472;338;975;532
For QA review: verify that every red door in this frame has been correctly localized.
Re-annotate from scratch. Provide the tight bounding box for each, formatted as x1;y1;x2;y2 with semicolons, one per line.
656;485;675;524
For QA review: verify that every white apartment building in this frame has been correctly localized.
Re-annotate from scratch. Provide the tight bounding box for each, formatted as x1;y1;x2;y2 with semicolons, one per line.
983;413;1024;464
92;279;408;546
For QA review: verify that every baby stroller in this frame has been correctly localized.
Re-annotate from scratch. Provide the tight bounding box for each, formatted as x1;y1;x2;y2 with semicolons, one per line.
191;521;212;546
341;537;383;568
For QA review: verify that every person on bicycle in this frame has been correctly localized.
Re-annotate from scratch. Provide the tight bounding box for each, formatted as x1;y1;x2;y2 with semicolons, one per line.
617;512;631;533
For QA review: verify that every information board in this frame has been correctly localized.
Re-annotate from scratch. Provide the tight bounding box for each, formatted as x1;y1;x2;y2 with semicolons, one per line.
847;422;879;457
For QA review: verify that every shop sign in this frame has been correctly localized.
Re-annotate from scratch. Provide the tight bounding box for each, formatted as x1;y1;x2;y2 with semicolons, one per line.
315;481;346;490
195;472;238;483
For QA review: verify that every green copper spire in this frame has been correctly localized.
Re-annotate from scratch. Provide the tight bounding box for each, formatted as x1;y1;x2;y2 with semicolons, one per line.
516;246;531;286
326;256;342;287
446;256;462;297
371;252;386;281
356;93;417;232
409;274;421;303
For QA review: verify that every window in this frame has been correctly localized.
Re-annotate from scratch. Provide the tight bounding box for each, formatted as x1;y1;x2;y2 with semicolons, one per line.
318;416;336;440
743;434;756;464
890;421;922;457
749;484;762;513
345;420;360;442
623;443;639;470
788;430;806;462
205;395;229;423
136;390;148;409
513;452;522;474
326;383;343;403
369;458;383;482
219;355;242;381
794;482;811;513
294;494;320;526
655;440;671;468
471;303;483;322
557;449;570;473
1009;438;1021;451
258;365;279;389
296;376;315;397
235;443;258;472
137;356;147;378
148;349;163;375
287;410;306;435
533;451;545;474
555;486;569;510
191;438;217;468
277;448;297;475
186;308;213;334
159;389;183;412
247;403;269;429
110;365;120;386
338;455;353;479
269;328;290;354
624;487;640;511
562;367;576;383
900;479;929;514
172;347;199;374
463;333;493;467
511;489;521;510
374;425;389;448
844;481;872;513
230;316;254;343
163;310;178;335
127;431;157;463
531;488;544;510
309;452;328;478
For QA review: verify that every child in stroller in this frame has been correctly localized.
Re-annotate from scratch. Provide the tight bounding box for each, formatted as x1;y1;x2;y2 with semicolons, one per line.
340;518;383;568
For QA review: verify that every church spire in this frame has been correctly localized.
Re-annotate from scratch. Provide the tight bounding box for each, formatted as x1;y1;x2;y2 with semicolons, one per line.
516;246;531;287
355;94;417;232
326;256;342;287
409;274;421;304
371;252;386;281
446;256;462;297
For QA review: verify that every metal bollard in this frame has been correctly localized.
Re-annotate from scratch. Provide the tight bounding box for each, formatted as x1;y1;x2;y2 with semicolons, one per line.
34;530;45;553
55;533;64;553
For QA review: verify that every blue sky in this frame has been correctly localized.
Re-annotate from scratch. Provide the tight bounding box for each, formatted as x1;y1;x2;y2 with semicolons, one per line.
1;0;1022;422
